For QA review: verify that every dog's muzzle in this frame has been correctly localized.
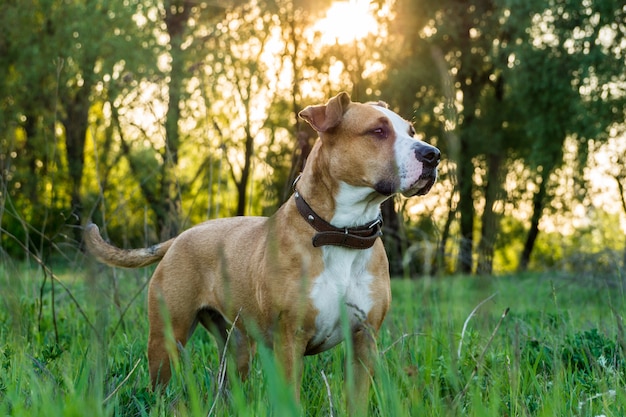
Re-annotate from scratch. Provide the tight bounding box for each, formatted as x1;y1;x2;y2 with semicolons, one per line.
403;142;440;197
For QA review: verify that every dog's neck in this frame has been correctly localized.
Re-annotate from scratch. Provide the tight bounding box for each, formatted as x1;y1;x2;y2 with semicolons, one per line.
293;188;382;249
330;182;387;228
295;143;388;230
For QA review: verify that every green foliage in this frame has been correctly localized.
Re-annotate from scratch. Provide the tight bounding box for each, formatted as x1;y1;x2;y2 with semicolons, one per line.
529;208;626;275
381;0;626;274
562;328;621;374
1;0;625;277
2;263;625;416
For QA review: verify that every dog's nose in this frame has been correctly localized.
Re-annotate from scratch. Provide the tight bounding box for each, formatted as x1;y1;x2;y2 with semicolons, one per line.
415;143;440;167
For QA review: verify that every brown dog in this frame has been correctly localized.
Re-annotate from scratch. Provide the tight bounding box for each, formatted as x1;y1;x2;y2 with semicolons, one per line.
85;92;439;412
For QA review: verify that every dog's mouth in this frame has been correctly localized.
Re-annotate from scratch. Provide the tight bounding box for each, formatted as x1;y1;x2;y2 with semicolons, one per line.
402;169;437;197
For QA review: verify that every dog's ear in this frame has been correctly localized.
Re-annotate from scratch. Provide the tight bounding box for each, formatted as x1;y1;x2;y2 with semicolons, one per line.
299;92;351;133
372;100;389;109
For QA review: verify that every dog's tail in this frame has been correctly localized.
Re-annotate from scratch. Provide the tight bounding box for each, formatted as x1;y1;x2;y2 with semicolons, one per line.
84;223;174;268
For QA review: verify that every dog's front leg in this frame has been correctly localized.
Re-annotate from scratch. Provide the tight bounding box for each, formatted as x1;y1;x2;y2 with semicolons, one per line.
348;325;376;416
274;315;307;402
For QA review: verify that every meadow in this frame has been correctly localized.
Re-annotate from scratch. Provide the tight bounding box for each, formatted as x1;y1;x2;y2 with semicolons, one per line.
1;260;624;416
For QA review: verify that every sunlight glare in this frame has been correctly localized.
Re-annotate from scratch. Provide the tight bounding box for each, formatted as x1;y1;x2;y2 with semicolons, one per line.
313;0;378;45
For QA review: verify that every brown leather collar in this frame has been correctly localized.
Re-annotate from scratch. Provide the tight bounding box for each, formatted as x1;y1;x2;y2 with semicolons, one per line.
294;190;383;249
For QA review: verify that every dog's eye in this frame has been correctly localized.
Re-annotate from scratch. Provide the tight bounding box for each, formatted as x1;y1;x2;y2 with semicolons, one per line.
370;127;388;139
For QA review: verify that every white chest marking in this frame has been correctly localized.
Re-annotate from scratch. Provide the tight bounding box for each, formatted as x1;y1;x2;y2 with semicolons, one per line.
308;180;381;352
309;246;375;352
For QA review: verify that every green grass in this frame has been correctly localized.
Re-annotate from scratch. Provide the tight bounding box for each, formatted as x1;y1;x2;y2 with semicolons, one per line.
1;262;625;416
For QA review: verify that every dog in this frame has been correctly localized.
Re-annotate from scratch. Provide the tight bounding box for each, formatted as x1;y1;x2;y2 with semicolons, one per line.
85;92;439;412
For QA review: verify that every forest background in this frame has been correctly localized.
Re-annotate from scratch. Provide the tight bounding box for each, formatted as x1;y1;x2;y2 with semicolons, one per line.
1;0;625;278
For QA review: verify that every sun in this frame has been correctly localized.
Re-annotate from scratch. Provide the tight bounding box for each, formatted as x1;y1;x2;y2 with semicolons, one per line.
313;0;379;45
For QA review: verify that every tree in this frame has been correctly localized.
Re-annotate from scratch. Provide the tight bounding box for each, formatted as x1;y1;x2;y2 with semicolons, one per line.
0;0;151;254
97;1;243;238
379;0;625;275
508;0;626;270
383;0;521;275
196;2;287;216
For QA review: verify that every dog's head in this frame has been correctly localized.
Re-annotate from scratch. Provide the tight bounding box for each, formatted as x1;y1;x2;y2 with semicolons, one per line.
299;92;440;198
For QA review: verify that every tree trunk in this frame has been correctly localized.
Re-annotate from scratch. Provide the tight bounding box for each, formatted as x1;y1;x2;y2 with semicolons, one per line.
615;175;626;271
456;134;474;274
62;88;90;244
433;189;456;276
519;172;547;271
23;114;42;207
454;11;485;275
477;153;504;275
236;130;254;216
282;10;313;204
158;0;192;239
